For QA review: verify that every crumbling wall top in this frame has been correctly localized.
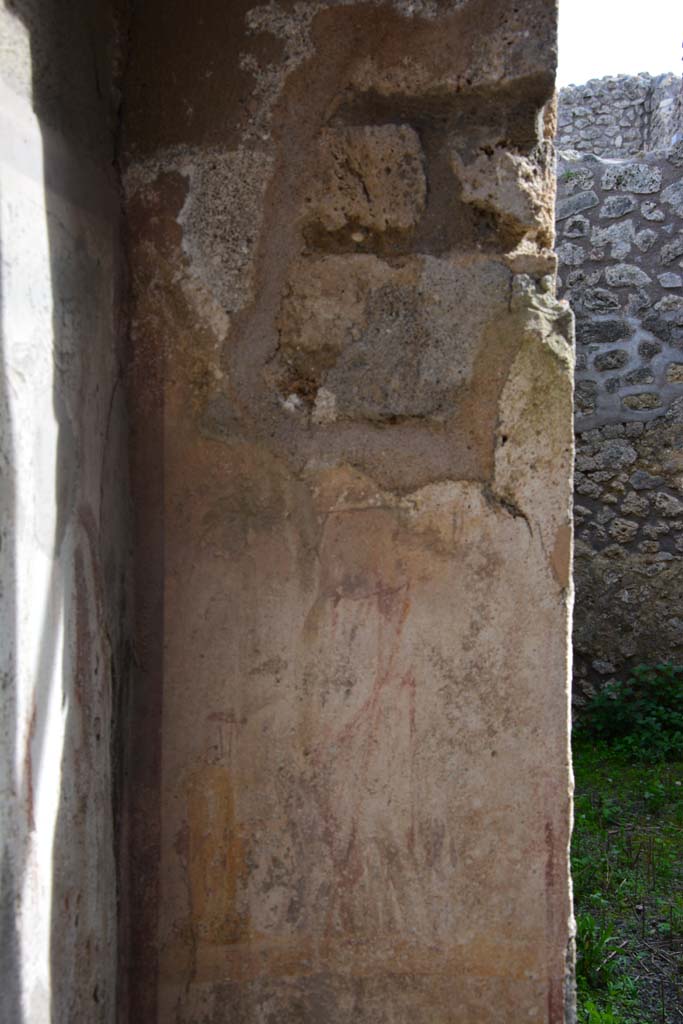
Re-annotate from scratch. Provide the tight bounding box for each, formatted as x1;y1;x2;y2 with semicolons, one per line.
558;72;683;157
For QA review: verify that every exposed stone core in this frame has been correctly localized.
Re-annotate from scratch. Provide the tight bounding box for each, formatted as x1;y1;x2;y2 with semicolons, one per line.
120;1;574;1021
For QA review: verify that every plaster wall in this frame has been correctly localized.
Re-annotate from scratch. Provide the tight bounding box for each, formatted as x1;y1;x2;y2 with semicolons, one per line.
0;3;129;1021
121;1;575;1022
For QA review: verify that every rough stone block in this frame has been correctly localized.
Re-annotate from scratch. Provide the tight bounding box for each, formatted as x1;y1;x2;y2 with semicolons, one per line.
661;178;683;217
601;163;662;193
453;144;554;247
594;349;629;371
583;287;621;311
634;228;658;253
302;126;426;248
622;392;661;410
576;317;631;345
591;219;635;258
668;140;683;167
654;491;683;516
609;517;639;542
639;339;663;359
594;439;637;469
556;188;599;219
641;200;665;221
564;214;590;237
623;367;654;385
605;263;652;287
660;234;683;264
556;241;587;266
630;469;665;490
621;493;649;517
655;294;683;323
600;194;636;218
277;254;512;422
666;362;683;382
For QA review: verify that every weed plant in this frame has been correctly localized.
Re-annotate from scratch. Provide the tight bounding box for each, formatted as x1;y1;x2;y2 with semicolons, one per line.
576;664;683;762
573;664;683;1023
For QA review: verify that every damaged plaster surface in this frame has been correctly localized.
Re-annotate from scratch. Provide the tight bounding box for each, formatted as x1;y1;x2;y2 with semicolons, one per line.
121;0;575;1020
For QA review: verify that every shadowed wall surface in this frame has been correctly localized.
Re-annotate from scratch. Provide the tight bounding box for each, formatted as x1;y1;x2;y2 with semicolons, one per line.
0;1;130;1021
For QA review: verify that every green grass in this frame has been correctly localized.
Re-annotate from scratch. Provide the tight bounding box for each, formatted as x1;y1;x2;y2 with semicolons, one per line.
573;739;683;1023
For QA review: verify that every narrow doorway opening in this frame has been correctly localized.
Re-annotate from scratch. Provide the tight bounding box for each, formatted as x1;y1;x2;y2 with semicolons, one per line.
557;3;683;1020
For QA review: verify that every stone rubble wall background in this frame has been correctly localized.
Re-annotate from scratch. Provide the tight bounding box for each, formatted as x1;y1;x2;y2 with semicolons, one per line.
557;73;683;157
556;146;683;701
